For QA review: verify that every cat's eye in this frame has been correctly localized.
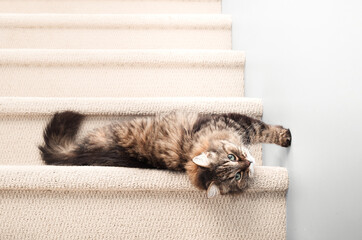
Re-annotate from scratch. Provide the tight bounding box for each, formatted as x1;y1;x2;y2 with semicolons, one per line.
227;154;237;161
235;172;242;181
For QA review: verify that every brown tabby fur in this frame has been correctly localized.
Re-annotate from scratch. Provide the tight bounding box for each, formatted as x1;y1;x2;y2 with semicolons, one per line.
39;111;291;197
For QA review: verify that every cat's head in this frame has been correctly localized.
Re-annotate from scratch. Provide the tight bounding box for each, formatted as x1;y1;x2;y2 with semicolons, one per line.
186;140;255;198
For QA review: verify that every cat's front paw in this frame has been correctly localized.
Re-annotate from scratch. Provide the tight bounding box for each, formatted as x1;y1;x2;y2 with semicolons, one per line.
280;128;292;147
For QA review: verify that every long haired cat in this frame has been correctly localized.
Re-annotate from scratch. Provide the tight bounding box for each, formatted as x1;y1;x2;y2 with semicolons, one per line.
39;111;291;198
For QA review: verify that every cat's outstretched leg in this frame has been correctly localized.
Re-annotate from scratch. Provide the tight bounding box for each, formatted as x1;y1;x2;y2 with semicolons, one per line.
219;113;292;147
259;125;292;147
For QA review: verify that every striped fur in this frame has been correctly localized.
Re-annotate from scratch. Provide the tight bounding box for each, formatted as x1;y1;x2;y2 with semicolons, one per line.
39;111;291;196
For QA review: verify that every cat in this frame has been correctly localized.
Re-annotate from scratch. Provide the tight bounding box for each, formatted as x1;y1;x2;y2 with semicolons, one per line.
39;111;291;198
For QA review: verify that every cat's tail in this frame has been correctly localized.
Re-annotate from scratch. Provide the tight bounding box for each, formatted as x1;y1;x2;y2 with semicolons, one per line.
39;111;155;168
39;111;85;165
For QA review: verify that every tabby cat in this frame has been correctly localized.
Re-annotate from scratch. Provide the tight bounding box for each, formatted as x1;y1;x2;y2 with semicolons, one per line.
39;111;291;198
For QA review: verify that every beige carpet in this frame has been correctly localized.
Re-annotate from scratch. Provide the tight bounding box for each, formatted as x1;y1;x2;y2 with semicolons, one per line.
0;49;244;97
0;14;231;49
0;1;288;239
0;0;222;14
0;166;287;240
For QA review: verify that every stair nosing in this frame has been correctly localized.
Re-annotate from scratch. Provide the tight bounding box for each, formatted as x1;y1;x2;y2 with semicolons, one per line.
0;14;232;29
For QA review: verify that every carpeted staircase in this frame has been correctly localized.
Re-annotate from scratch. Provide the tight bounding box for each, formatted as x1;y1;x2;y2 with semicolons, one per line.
0;1;288;239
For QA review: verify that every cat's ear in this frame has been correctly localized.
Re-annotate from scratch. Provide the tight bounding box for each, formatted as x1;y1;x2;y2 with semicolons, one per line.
207;182;220;199
192;153;211;168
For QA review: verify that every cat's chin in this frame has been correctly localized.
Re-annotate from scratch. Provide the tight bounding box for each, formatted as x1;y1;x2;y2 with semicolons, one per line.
240;180;249;191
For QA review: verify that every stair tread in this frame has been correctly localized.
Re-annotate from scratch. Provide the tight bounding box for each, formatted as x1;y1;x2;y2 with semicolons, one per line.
0;50;245;97
0;165;288;193
0;165;287;240
0;49;243;65
0;97;263;166
0;0;222;14
0;96;260;115
0;14;231;28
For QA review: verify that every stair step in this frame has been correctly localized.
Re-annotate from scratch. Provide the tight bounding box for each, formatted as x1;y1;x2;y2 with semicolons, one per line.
0;14;231;49
0;97;263;166
0;49;244;97
0;0;221;14
0;165;287;193
0;165;287;240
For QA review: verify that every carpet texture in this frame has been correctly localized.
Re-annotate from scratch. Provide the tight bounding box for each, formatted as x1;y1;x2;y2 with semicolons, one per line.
0;1;288;239
0;49;244;97
0;14;231;49
0;0;222;14
0;97;263;166
0;166;287;240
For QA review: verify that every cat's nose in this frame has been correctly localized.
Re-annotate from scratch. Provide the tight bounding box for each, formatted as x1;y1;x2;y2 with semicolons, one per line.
245;161;251;167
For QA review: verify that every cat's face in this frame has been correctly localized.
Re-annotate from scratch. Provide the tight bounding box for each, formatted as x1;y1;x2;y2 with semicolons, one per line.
186;140;255;198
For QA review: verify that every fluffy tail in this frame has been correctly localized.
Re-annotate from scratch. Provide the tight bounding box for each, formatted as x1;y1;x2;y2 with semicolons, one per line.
39;111;155;168
39;111;85;165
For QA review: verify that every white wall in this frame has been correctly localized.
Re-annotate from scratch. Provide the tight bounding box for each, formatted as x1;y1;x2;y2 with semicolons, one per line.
223;0;362;239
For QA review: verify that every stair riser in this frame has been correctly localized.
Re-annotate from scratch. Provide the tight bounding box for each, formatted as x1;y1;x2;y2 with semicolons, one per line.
0;190;286;240
0;0;222;14
0;14;231;49
0;50;244;97
0;98;263;165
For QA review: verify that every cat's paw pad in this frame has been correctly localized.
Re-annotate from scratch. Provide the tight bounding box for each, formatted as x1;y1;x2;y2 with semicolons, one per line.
280;128;292;147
